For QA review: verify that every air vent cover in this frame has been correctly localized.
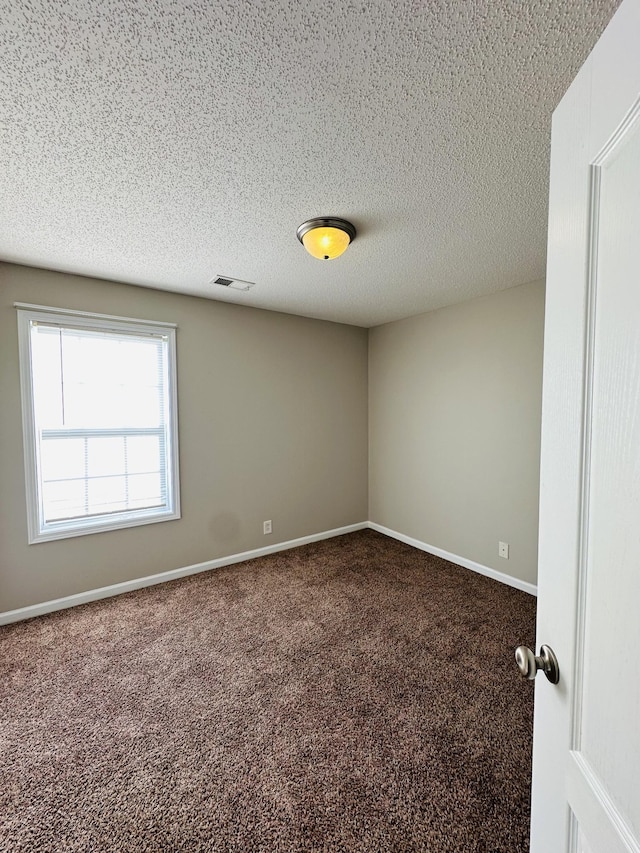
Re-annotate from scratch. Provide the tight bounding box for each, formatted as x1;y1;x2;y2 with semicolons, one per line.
209;275;255;292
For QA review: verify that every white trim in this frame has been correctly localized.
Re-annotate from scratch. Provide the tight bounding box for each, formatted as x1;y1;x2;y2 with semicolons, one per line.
17;307;39;544
367;522;538;596
0;520;538;625
13;302;177;328
0;523;368;625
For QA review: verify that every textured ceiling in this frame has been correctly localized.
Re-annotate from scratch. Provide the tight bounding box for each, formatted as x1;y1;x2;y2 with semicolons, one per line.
0;0;621;327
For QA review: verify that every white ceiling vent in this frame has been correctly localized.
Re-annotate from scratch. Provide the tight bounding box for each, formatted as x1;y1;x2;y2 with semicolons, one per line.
209;275;255;292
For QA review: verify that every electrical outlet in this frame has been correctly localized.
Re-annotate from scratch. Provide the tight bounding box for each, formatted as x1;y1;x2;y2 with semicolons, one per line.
263;520;272;535
498;541;509;559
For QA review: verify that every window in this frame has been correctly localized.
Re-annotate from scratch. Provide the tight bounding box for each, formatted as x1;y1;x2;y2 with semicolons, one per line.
16;304;180;543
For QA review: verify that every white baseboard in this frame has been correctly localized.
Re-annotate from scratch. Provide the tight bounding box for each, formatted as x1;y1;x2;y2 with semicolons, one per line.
0;519;536;625
367;522;538;596
0;522;368;625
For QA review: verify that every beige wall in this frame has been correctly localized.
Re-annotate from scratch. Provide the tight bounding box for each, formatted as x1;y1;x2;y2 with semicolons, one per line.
368;280;545;586
0;263;369;611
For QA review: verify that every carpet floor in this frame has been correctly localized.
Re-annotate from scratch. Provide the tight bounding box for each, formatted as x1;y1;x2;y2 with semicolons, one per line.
0;530;536;852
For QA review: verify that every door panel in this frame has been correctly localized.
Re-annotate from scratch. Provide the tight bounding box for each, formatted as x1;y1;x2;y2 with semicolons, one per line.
579;108;640;835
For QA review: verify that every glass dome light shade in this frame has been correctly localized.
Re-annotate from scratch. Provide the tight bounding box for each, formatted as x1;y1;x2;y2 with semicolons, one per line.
297;218;356;260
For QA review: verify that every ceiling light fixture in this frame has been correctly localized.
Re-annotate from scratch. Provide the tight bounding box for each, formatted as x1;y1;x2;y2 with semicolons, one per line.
296;217;356;260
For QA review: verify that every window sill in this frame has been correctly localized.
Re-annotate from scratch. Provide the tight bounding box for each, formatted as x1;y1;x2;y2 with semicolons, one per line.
28;507;181;544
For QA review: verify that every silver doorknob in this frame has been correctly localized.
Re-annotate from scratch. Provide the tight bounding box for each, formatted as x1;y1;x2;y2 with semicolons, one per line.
515;644;560;684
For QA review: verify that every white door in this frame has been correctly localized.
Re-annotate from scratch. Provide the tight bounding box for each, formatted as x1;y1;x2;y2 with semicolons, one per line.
530;0;640;851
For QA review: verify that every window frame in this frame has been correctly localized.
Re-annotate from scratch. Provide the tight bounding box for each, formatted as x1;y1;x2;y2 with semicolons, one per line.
16;303;181;544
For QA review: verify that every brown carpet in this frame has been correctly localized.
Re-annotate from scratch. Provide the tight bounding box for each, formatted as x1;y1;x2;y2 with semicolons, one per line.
0;530;536;853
